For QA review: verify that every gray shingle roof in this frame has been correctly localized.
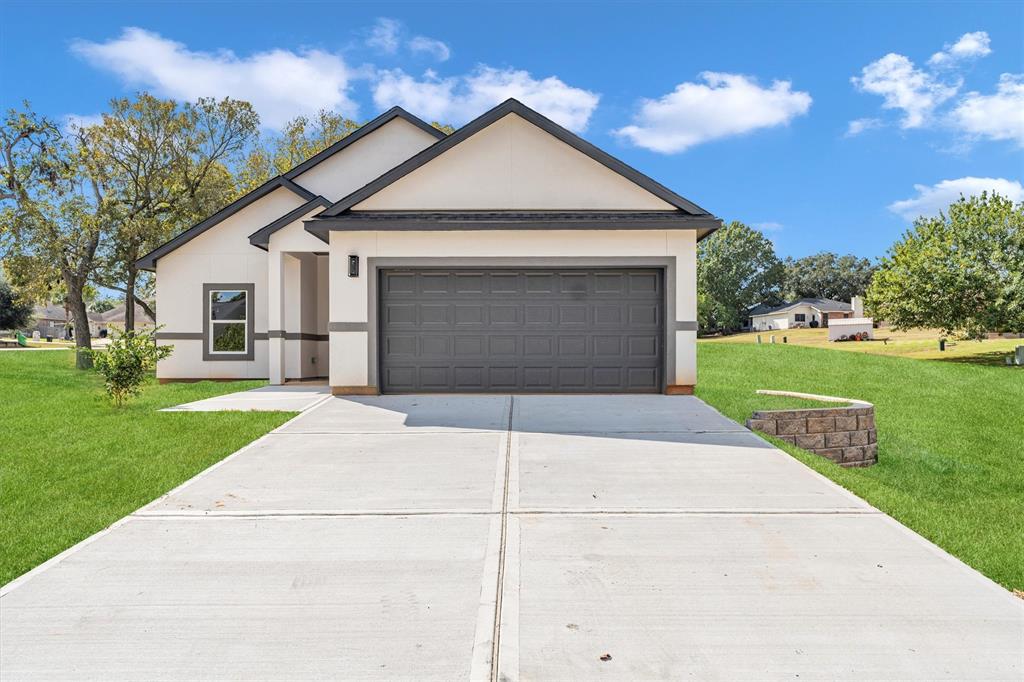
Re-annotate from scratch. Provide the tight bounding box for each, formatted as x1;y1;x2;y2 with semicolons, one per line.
753;298;853;316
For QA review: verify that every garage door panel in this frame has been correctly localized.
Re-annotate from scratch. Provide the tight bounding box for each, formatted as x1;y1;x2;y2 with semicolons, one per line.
379;269;664;393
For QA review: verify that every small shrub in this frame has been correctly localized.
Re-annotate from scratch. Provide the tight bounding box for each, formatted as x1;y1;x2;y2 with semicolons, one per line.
84;328;173;406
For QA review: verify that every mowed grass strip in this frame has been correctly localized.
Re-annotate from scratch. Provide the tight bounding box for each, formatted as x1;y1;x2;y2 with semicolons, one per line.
0;351;294;585
696;342;1024;592
703;327;1024;365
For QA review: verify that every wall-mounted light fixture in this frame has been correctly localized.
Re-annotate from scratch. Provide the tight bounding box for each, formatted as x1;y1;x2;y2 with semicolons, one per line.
348;255;359;277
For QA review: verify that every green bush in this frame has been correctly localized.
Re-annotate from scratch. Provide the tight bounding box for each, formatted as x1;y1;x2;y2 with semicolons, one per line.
85;328;173;406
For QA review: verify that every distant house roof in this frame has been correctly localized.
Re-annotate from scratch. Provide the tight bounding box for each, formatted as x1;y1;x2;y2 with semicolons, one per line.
752;298;853;317
746;303;776;317
32;304;104;323
97;303;155;325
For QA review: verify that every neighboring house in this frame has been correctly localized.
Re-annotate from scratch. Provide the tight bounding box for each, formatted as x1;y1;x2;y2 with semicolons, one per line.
750;296;862;331
95;303;156;335
137;99;721;394
29;304;104;339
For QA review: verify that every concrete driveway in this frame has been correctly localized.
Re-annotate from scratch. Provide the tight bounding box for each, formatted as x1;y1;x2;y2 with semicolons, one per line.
2;395;1020;680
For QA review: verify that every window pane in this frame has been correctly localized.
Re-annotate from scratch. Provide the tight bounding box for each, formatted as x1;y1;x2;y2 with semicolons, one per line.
212;323;246;352
211;291;247;320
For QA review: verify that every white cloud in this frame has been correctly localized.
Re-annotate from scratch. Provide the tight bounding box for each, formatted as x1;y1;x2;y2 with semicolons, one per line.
888;177;1024;220
373;66;600;131
72;27;357;129
366;18;401;54
409;36;450;62
846;117;883;136
62;113;104;132
613;72;812;153
752;221;784;232
851;53;959;129
951;73;1024;146
929;31;992;66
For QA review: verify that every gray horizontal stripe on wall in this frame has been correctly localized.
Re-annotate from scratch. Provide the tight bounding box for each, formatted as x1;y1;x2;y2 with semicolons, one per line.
329;322;370;332
673;321;699;331
155;332;271;340
267;330;329;341
154;332;203;340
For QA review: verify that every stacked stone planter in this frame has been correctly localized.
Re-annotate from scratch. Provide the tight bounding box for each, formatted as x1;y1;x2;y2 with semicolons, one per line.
745;390;878;467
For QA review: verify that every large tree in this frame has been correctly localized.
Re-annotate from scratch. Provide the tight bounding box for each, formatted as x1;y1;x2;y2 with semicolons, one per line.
1;106;106;367
783;252;876;302
87;94;259;331
698;221;785;332
0;269;33;330
866;192;1024;339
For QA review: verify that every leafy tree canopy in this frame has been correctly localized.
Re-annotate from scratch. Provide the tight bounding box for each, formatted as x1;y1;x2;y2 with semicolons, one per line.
866;191;1024;339
783;252;876;302
698;221;785;332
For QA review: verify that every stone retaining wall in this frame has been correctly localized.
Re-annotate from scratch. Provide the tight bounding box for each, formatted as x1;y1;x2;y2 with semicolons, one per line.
746;403;878;467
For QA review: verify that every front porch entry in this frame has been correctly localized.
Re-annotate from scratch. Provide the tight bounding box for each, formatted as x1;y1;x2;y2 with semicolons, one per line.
268;250;329;385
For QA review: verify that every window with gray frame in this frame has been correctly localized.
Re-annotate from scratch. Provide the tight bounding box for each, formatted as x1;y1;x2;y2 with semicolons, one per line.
202;283;255;361
209;289;248;353
794;313;806;322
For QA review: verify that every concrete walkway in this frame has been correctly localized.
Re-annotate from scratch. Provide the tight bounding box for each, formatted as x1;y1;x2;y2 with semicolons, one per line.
2;395;1020;680
160;384;330;412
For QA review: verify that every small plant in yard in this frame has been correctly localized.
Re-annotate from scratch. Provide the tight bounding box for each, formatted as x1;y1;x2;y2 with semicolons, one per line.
85;328;173;406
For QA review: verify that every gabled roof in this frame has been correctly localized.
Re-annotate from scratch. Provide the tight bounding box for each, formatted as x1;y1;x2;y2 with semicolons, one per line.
135;107;445;271
248;196;332;250
282;106;446;181
317;98;717;218
753;298;853;316
136;176;314;271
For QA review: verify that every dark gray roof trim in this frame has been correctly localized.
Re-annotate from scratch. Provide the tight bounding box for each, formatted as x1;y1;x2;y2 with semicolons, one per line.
136;176;316;270
304;210;721;241
136;107;443;271
248;196;332;250
318;99;717;218
283;107;446;181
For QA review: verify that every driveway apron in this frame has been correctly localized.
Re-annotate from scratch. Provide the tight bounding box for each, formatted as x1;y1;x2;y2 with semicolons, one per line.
1;395;1021;681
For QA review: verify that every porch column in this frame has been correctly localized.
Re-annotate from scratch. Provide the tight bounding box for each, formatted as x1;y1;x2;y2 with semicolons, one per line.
268;250;286;385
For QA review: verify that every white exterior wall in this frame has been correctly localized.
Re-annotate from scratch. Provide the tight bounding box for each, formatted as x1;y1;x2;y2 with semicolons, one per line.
751;304;822;331
155;187;304;379
154;118;435;381
328;229;699;389
291;119;440;201
355;115;675;211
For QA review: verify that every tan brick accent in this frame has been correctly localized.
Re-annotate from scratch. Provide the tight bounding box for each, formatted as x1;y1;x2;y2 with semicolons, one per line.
745;400;877;467
796;433;826;449
777;419;807;435
825;431;851;448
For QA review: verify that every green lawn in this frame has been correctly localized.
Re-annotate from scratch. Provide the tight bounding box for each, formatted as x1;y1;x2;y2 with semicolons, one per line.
696;342;1024;592
0;351;294;586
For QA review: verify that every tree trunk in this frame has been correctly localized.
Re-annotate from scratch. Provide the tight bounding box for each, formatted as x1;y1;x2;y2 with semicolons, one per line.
124;265;137;332
64;274;93;369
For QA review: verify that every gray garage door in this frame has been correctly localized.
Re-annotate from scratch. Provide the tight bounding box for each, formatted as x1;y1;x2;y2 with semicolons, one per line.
378;268;664;393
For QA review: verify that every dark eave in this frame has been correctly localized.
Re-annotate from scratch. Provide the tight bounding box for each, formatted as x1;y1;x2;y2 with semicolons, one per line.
305;210;722;242
283;106;446;181
248;196;332;250
319;99;715;218
135;176;315;271
135;107;443;271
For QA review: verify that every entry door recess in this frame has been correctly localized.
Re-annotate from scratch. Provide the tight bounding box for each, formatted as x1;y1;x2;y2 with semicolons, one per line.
378;268;664;393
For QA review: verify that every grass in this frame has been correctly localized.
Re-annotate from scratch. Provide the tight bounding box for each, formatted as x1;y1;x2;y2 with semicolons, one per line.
0;350;294;586
696;341;1024;592
703;327;1024;366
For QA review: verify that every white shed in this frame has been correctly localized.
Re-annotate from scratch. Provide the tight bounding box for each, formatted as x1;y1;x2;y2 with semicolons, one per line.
828;317;874;341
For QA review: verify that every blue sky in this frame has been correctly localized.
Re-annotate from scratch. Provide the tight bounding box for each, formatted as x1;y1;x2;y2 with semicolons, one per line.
3;1;1022;260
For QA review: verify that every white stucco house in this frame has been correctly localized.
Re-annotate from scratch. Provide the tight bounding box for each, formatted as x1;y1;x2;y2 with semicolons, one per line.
749;297;859;331
137;99;721;395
